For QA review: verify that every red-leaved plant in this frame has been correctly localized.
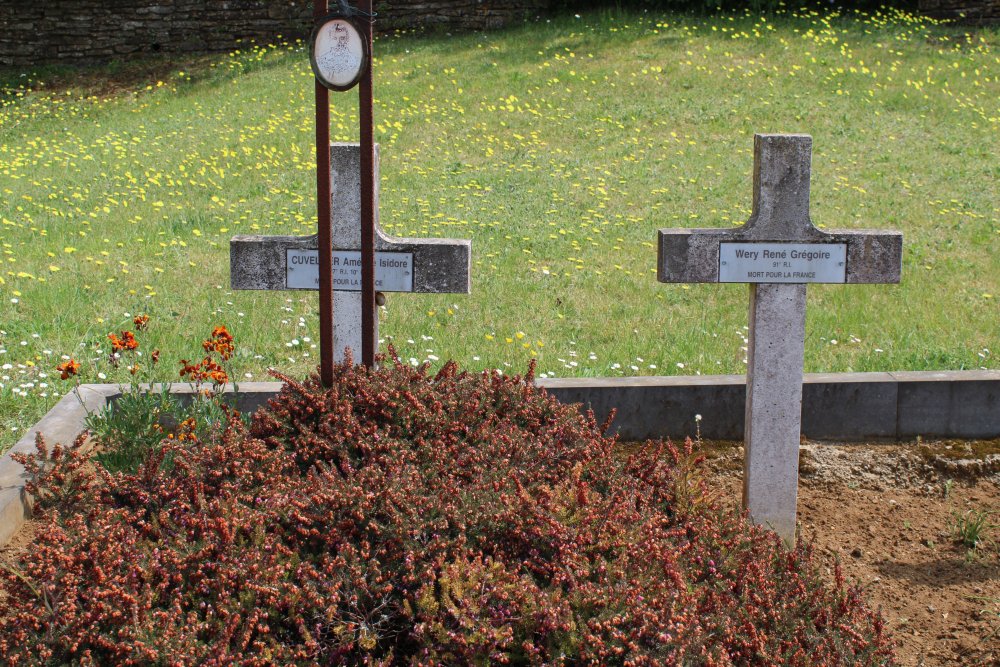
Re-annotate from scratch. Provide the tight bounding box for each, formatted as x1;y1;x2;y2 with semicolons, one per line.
0;355;894;665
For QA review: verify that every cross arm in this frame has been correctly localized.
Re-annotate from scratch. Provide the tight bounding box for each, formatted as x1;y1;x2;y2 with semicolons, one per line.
658;227;902;284
657;228;731;283
230;233;471;293
385;236;471;293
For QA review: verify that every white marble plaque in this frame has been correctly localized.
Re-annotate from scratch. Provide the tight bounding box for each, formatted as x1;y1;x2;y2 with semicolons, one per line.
719;243;847;283
286;249;414;292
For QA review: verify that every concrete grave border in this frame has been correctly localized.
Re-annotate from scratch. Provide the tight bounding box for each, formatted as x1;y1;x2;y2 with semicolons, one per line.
539;369;1000;441
2;370;998;547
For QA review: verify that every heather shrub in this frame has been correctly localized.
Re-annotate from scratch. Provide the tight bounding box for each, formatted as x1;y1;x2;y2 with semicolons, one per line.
0;357;895;665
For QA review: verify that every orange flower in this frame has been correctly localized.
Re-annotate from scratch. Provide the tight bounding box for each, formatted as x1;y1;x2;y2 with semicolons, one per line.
211;325;233;342
182;327;236;383
120;331;138;350
179;359;201;380
56;359;80;380
179;357;227;384
133;314;150;331
151;349;160;365
203;325;235;360
177;417;198;442
109;331;138;352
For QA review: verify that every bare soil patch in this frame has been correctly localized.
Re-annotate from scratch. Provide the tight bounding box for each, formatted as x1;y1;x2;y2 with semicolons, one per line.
703;438;1000;667
0;517;36;623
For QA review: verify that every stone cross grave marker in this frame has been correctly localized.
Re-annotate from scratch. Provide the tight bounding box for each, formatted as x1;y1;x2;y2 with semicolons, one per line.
657;134;902;545
231;142;471;361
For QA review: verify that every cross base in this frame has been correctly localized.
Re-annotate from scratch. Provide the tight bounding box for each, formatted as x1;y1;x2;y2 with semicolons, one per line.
744;283;805;544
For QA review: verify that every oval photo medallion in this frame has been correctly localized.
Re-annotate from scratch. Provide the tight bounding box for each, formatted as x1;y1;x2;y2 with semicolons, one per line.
310;16;368;91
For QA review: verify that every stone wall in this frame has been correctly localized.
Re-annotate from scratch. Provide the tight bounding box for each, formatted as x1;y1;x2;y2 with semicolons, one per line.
918;0;1000;22
379;0;551;31
0;1;551;67
4;1;992;67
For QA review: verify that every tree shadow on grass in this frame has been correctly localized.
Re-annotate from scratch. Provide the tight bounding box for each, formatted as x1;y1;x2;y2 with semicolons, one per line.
0;43;298;106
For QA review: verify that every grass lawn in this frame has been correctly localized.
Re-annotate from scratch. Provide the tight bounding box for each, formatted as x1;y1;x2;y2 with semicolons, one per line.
0;6;997;453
